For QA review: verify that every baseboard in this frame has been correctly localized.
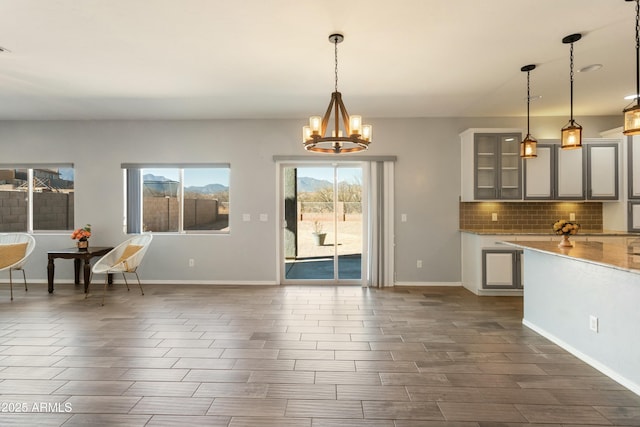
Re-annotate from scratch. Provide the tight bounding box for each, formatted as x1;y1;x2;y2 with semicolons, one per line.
523;319;640;397
477;289;523;296
0;279;278;286
394;281;462;287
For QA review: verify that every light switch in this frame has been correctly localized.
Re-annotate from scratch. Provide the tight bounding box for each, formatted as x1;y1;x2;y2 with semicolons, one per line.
260;214;268;222
401;214;407;222
242;214;251;222
492;213;498;222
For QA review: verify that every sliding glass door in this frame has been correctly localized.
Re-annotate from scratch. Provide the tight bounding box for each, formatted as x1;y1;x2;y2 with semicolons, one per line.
281;163;364;284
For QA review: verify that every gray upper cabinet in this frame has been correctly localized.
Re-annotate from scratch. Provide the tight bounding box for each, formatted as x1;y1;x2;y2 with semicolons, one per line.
523;139;619;201
629;135;640;199
523;144;554;199
473;133;522;200
586;143;618;200
462;130;619;202
555;144;585;200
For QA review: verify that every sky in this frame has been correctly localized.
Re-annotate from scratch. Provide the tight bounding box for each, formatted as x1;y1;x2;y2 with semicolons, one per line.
297;166;362;184
144;168;230;187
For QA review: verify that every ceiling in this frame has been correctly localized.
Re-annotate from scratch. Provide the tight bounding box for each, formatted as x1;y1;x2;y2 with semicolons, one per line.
0;0;636;120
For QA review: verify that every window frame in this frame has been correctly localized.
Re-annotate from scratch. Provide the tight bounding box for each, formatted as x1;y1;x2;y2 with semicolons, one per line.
122;163;230;235
0;163;75;233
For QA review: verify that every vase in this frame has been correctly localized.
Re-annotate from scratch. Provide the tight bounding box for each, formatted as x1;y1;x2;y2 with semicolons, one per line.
558;234;572;248
77;239;89;251
312;233;326;246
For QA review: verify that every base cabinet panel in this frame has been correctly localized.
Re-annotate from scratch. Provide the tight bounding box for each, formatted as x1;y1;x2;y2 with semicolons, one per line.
482;249;522;289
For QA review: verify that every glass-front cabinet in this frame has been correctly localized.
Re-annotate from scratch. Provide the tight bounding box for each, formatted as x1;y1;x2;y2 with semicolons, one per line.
473;133;522;200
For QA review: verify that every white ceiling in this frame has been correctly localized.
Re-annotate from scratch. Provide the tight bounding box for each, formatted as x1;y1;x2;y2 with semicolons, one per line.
0;0;636;120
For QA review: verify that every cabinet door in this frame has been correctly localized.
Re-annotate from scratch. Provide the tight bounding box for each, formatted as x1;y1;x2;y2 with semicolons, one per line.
629;135;640;199
555;146;585;199
628;202;640;232
499;135;522;199
482;249;520;289
587;144;618;200
524;144;553;199
474;135;498;199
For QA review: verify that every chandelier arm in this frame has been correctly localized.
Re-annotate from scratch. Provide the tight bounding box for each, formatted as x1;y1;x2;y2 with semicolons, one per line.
334;93;341;139
321;93;337;135
336;94;351;135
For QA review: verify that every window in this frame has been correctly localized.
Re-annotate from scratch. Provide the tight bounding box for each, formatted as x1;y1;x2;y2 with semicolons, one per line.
0;164;75;232
124;164;229;233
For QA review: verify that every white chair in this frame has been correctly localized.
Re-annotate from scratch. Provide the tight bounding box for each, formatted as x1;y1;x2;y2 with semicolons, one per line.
0;233;36;300
90;234;153;305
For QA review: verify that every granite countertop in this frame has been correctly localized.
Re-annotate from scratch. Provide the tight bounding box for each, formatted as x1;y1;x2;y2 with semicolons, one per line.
501;240;640;274
459;229;639;236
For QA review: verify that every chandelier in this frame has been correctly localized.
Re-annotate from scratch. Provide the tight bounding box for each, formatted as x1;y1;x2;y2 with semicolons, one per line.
302;34;372;153
624;0;640;135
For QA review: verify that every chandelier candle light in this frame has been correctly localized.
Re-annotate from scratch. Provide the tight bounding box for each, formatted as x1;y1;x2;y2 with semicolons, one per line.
302;34;372;153
624;0;640;135
561;33;583;149
520;64;538;158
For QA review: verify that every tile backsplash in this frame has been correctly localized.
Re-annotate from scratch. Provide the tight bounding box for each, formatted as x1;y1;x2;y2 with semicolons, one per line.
459;201;603;232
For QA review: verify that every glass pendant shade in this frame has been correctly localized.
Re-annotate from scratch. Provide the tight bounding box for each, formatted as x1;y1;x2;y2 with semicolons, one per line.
624;104;640;135
561;121;583;149
520;134;538;158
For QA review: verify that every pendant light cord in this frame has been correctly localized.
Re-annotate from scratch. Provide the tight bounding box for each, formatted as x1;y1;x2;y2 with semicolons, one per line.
569;41;575;122
527;70;531;134
636;0;640;106
334;37;339;93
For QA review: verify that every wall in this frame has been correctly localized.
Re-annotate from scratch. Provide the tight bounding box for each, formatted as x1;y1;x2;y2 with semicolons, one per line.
0;191;74;231
523;249;640;395
0;115;621;285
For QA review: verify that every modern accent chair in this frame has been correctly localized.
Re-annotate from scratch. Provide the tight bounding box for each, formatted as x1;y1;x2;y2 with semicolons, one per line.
89;234;153;305
0;233;36;300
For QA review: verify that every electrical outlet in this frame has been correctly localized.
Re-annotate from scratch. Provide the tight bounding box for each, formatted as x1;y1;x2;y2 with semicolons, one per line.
188;258;195;267
417;260;423;268
589;315;598;332
570;212;576;221
492;213;498;222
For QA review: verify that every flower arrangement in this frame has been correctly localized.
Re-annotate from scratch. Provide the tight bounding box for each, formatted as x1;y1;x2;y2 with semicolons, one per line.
71;224;92;241
552;219;580;236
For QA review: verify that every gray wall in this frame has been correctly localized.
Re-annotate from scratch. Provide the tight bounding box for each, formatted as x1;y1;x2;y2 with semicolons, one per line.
0;115;620;284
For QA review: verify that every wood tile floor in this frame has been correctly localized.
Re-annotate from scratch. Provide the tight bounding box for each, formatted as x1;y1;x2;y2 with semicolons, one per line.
0;283;639;426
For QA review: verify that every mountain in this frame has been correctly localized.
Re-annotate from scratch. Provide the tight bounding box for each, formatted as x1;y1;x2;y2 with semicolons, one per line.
297;177;332;193
185;183;228;194
143;174;228;194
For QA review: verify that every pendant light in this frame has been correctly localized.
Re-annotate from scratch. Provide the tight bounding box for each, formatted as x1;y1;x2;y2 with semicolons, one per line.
302;34;372;154
624;0;640;135
520;64;537;158
561;33;583;150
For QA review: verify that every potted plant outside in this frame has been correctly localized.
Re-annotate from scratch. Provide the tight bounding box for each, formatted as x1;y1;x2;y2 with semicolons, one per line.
312;220;327;246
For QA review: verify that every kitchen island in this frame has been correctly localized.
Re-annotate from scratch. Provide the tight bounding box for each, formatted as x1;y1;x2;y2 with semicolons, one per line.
502;239;640;396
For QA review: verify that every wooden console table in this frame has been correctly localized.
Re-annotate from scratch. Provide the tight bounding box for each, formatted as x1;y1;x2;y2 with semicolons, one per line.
47;246;113;293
